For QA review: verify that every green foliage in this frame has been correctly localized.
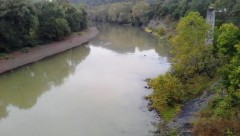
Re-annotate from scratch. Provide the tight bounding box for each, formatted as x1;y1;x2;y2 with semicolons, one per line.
36;1;70;40
70;0;139;6
132;0;150;26
194;23;240;135
221;44;240;108
160;105;181;122
149;12;219;121
64;4;87;32
215;24;240;111
0;0;88;53
214;0;240;25
217;23;240;57
156;26;166;36
90;1;150;26
38;18;70;41
0;0;37;52
171;12;217;80
108;2;133;23
88;0;239;26
153;0;239;26
149;73;185;109
155;0;211;19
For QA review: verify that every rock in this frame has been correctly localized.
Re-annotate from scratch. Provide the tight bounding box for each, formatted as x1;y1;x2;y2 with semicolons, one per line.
148;106;154;111
180;132;193;136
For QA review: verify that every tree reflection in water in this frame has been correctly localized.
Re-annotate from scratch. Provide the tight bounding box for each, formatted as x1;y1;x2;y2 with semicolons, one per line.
0;45;90;120
91;24;170;57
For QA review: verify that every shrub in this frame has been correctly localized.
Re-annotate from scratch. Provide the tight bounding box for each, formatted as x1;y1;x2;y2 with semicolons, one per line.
149;73;186;110
38;18;70;41
193;118;240;136
156;26;166;36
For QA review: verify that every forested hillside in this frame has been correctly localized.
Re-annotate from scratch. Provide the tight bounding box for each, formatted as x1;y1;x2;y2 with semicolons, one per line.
154;0;240;25
70;0;157;5
88;0;240;27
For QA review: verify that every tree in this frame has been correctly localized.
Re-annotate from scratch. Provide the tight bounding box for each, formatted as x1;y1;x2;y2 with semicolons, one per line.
36;1;70;41
222;44;240;92
149;73;185;109
132;0;150;26
77;4;87;29
217;23;240;57
0;0;37;52
107;2;133;23
38;18;70;41
170;12;216;80
64;4;85;32
153;0;211;20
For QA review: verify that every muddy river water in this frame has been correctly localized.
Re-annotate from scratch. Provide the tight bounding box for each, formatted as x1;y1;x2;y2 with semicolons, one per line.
0;25;170;136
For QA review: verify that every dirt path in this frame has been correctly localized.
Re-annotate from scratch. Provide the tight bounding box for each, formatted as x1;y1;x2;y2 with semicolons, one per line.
167;91;215;136
0;27;99;74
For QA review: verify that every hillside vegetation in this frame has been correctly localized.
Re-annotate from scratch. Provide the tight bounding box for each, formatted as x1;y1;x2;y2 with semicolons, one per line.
148;10;240;136
88;0;240;27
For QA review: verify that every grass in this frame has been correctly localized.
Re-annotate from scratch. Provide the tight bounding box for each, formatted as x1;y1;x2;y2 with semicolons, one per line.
161;105;181;121
187;75;220;98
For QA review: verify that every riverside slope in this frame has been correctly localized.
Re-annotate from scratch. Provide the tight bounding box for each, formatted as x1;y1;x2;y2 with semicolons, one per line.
0;27;99;74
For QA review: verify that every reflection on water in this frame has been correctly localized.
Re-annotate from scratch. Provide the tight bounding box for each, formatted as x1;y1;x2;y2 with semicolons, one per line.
0;25;170;136
91;25;170;56
0;46;90;120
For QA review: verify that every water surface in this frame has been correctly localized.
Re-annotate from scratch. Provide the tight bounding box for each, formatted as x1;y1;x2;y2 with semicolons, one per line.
0;25;170;136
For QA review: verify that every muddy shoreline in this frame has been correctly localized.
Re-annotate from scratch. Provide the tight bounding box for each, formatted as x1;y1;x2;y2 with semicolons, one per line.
0;27;99;75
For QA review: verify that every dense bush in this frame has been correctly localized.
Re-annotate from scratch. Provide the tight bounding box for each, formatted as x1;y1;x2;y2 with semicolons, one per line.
0;0;88;53
65;4;87;32
217;23;240;57
38;18;71;41
215;24;240;110
0;0;37;52
149;73;185;110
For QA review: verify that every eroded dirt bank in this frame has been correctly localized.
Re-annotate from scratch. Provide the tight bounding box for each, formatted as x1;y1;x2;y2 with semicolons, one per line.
0;27;99;74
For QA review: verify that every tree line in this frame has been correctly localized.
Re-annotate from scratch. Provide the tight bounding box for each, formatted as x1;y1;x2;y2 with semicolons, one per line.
89;0;240;27
0;0;87;53
70;0;158;6
88;0;151;26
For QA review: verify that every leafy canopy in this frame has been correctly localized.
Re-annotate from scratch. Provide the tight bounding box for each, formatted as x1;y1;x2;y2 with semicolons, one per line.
170;12;215;80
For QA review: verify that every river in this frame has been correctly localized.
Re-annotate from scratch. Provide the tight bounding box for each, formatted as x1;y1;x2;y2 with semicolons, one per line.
0;25;170;136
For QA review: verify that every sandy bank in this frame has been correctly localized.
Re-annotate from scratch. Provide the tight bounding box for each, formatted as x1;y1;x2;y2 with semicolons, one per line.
0;27;99;74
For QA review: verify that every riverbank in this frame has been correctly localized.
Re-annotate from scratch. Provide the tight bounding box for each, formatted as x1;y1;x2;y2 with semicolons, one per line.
0;27;99;74
167;90;215;135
